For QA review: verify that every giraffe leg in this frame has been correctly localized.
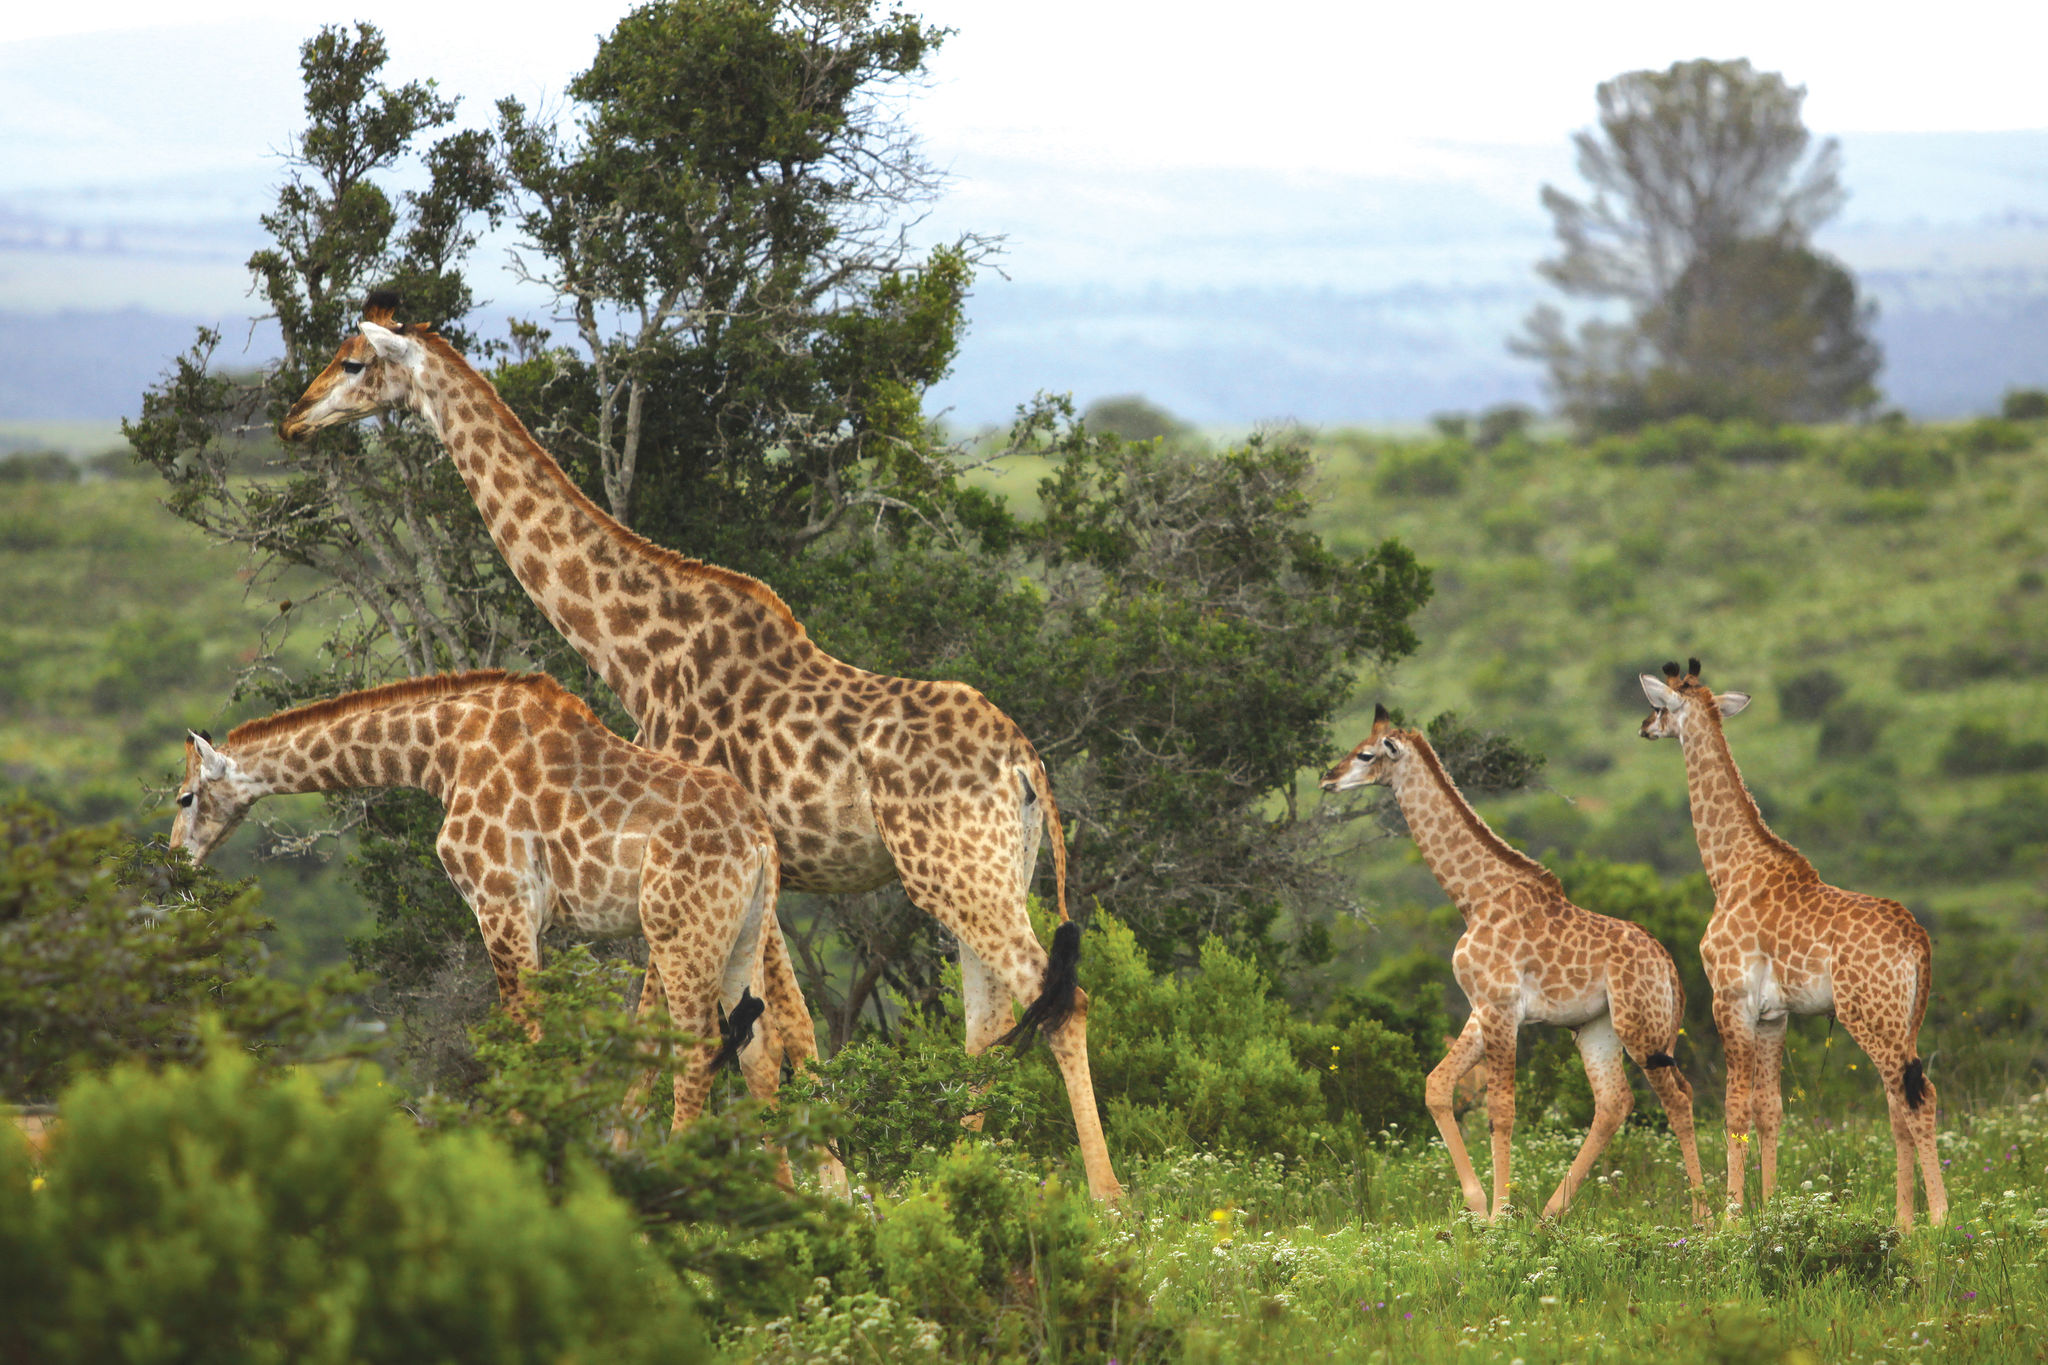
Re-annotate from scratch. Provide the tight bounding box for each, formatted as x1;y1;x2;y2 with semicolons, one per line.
1713;995;1759;1222
1424;1013;1491;1216
955;940;1013;1134
1836;1004;1925;1232
1480;1012;1521;1222
867;764;1122;1201
1751;1015;1788;1205
615;962;671;1150
756;910;849;1196
1542;1016;1633;1220
1909;1071;1948;1228
1643;1061;1710;1223
1608;960;1709;1222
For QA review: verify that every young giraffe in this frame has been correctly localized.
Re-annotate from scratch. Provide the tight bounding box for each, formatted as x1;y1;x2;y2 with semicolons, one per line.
1639;658;1948;1230
170;670;806;1136
1323;705;1707;1222
280;294;1121;1200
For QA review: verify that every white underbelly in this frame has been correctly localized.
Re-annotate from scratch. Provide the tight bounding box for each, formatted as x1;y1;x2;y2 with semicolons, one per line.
1753;959;1834;1022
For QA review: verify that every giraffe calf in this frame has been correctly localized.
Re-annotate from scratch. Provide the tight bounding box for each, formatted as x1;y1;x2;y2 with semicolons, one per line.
1325;705;1709;1223
170;670;797;1134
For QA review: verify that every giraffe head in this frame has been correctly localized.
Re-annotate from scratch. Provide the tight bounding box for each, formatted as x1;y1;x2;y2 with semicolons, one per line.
1638;657;1751;740
171;730;254;864
1321;703;1414;791
279;291;431;442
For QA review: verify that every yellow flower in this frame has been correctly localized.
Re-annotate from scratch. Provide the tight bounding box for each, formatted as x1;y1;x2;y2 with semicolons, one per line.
1210;1208;1232;1223
30;1175;45;1193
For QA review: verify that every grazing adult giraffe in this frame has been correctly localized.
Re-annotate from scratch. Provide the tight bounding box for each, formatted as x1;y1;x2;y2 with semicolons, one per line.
1324;704;1707;1222
280;293;1121;1200
170;670;803;1134
1639;658;1947;1229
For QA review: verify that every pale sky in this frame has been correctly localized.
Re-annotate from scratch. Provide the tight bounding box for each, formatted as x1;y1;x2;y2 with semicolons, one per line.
3;0;2044;193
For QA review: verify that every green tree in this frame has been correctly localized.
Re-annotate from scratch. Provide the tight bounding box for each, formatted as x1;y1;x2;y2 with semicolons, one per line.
1517;58;1881;430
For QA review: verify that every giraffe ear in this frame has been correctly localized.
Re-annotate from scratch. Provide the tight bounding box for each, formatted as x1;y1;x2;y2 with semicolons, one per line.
191;731;229;779
358;320;420;366
1640;673;1681;710
1381;736;1403;758
1717;691;1752;717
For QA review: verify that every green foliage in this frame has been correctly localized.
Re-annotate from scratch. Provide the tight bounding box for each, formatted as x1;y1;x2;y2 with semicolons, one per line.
0;800;363;1103
1745;1193;1902;1297
1083;393;1192;444
1937;719;2048;776
1374;443;1468;497
1957;417;2033;455
0;450;77;483
869;1143;1161;1363
0;1045;703;1364
1834;433;1956;490
1054;911;1428;1157
2001;387;2048;421
772;1002;1053;1181
1815;699;1890;760
1778;667;1846;721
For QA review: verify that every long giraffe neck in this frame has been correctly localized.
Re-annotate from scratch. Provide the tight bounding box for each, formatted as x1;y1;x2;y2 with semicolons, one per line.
219;674;508;803
405;336;806;727
1388;732;1561;921
1675;704;1809;893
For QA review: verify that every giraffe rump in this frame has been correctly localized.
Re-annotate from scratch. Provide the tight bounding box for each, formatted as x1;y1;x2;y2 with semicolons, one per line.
709;989;765;1073
995;920;1083;1050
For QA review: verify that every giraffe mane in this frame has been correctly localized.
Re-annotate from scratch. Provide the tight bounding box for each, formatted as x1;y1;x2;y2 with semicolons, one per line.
224;670;602;749
412;329;810;642
1403;730;1564;895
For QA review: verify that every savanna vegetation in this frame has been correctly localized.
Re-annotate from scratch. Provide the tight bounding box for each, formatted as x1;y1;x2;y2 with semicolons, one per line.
4;3;2048;1362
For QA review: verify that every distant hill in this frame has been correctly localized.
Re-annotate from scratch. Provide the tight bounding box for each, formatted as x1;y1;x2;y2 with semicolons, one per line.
0;131;2040;426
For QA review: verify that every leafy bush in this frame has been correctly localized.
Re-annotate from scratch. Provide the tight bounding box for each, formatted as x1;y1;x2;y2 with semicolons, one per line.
1593;415;1721;466
773;1003;1053;1182
2002;387;2048;421
1374;444;1467;496
0;1046;702;1364
0;450;78;483
1474;403;1535;450
868;1144;1163;1362
1834;434;1954;490
1777;667;1845;720
1063;911;1427;1158
0;802;362;1103
88;612;205;713
1815;700;1889;760
1956;416;2033;454
1896;642;2032;691
1714;420;1815;463
427;949;841;1319
1938;719;2048;776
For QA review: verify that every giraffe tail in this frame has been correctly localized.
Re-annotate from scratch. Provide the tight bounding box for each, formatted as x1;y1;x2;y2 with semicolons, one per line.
994;920;1082;1051
1021;745;1071;923
709;988;765;1073
1903;927;1933;1109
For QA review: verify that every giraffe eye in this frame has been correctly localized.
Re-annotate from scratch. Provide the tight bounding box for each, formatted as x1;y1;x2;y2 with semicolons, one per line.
342;361;366;376
177;793;194;807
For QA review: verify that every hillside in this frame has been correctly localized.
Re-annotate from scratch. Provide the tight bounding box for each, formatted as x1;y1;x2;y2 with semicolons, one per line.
1302;415;2048;932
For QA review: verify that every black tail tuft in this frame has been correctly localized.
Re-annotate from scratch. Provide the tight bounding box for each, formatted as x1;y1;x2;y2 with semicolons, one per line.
709;988;764;1073
1644;1052;1678;1069
995;920;1083;1051
1903;1057;1927;1110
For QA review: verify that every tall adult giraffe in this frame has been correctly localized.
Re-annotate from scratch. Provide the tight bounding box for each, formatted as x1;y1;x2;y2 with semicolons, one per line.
1323;705;1707;1222
1639;658;1947;1229
281;293;1121;1199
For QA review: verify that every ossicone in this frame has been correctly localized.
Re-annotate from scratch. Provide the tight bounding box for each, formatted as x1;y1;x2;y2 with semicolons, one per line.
1373;701;1390;723
1661;660;1682;679
1687;656;1703;678
364;289;403;326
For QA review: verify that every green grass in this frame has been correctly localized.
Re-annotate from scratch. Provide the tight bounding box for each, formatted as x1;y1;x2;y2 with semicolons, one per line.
807;1089;2048;1363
